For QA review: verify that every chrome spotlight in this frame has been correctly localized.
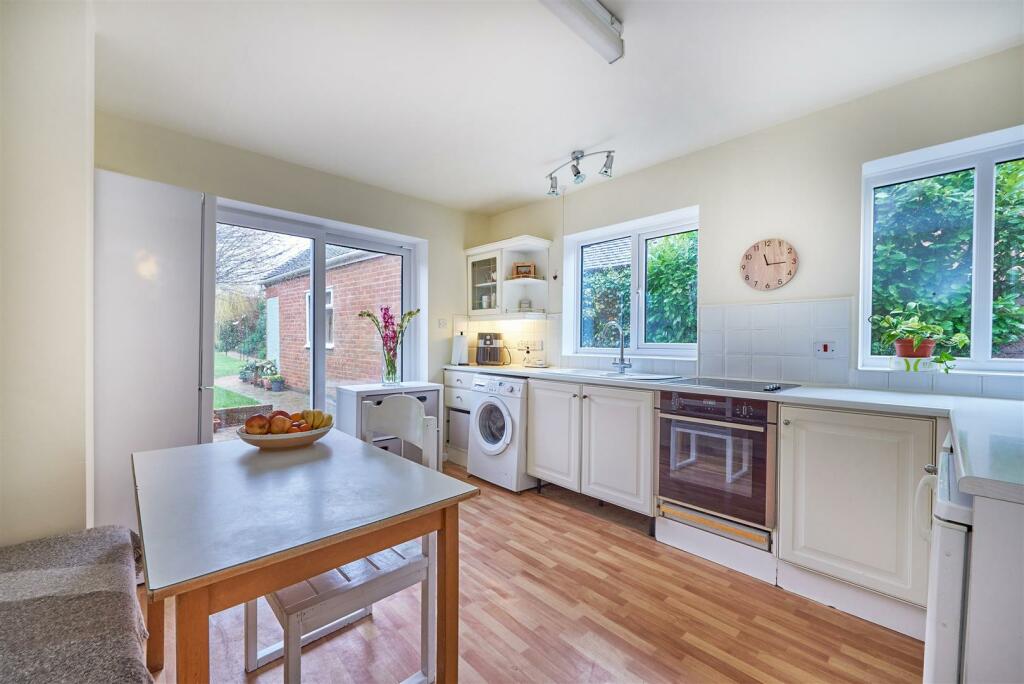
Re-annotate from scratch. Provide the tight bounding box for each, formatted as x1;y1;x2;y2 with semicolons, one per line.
599;152;614;177
571;163;586;185
547;176;560;197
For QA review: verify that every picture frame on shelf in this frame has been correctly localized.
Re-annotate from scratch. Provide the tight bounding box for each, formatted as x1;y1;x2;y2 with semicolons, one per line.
511;262;537;278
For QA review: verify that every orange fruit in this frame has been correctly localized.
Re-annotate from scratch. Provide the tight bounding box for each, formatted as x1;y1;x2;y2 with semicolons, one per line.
290;412;303;421
287;426;302;433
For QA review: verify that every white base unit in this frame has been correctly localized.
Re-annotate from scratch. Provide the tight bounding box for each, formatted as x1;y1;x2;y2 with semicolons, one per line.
777;561;926;639
655;516;777;584
527;379;582;491
336;383;442;461
778;405;934;606
581;385;654;515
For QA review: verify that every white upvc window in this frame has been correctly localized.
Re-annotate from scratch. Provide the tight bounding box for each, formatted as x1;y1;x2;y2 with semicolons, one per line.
859;126;1024;373
305;287;335;349
563;206;700;360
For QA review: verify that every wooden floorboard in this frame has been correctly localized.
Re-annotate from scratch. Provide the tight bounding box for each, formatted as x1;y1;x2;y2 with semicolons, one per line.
147;463;922;683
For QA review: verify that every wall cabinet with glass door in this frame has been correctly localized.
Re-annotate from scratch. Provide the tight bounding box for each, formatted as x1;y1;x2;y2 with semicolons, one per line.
466;235;551;319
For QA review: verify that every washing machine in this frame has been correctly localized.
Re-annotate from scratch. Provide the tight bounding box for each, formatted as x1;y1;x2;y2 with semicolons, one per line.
468;374;536;492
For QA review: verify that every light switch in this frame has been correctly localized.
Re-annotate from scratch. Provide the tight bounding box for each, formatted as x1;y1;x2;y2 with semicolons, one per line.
814;340;837;358
437;318;448;329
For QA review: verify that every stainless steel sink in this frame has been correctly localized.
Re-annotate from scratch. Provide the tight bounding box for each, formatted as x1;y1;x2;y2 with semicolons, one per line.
538;368;681;381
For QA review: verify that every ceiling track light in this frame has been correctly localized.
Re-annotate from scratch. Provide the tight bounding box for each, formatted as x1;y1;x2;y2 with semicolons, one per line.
544;149;615;197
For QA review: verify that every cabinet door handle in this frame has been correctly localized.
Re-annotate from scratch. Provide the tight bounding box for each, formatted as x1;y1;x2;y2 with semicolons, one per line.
582;394;589;399
923;463;938;475
572;393;578;398
782;419;791;425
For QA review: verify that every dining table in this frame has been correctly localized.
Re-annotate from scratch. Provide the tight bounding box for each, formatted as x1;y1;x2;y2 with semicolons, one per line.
132;428;479;683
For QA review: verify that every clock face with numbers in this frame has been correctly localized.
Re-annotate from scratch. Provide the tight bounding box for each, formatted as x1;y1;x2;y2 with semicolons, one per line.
740;238;798;290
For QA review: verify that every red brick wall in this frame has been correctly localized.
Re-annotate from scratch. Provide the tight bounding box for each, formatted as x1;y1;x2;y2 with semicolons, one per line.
264;254;402;392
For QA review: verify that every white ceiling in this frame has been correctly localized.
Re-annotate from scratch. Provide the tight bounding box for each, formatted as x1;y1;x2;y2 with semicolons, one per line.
95;1;1022;215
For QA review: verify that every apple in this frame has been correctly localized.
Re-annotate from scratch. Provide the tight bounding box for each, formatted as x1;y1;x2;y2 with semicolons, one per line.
244;414;270;435
269;415;291;434
269;410;291;421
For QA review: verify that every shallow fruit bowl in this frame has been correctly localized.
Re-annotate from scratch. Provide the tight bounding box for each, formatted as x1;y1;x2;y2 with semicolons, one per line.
236;425;333;450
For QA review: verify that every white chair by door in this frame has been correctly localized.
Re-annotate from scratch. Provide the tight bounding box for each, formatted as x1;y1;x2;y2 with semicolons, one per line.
243;395;439;683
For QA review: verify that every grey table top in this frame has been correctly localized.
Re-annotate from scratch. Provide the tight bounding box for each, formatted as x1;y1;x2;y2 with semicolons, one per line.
133;429;478;594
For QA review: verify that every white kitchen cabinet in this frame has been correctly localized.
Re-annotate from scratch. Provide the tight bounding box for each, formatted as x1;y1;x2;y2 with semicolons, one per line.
467;249;501;316
527;379;581;491
581;385;655;515
465;235;551;319
778;405;934;605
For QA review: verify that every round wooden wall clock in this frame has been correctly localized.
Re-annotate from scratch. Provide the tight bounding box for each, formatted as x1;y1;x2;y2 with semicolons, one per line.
740;238;798;290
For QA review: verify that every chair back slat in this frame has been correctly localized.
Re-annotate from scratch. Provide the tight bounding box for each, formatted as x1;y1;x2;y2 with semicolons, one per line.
361;395;438;470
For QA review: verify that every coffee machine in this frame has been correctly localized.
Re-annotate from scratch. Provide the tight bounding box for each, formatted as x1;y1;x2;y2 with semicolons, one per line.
475;332;508;366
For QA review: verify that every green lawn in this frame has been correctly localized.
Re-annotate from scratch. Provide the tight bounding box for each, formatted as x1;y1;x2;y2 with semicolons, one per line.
214;351;247;378
213;386;259;409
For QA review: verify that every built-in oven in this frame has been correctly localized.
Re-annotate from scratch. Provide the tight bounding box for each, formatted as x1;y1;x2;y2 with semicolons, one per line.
657;391;777;548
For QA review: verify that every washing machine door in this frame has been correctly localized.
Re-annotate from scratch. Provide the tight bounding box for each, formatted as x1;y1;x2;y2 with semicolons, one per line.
474;398;512;456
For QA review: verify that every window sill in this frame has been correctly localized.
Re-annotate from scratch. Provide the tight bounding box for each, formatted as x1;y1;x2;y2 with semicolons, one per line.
857;364;1023;377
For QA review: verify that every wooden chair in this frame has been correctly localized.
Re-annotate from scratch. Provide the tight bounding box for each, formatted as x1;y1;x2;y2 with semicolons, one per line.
243;395;439;683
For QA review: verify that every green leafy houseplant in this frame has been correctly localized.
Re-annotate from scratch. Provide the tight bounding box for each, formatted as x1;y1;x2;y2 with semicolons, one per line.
869;302;969;373
267;375;285;391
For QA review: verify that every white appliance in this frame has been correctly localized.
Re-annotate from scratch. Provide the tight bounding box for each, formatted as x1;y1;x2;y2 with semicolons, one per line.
920;448;974;683
468;374;536;492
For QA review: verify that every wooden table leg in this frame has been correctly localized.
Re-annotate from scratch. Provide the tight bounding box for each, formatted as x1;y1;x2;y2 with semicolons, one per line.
436;505;459;683
146;596;165;672
176;587;211;682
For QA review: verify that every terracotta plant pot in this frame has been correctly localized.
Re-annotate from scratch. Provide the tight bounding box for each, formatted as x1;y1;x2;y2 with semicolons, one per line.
893;338;936;358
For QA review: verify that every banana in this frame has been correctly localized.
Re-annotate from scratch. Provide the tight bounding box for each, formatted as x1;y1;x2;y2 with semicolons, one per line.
302;409;315;426
312;410;324;428
321;414;333;429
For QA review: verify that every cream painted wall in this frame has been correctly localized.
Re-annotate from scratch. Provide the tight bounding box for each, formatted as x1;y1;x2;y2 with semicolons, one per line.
0;2;95;545
95;112;485;388
478;47;1024;336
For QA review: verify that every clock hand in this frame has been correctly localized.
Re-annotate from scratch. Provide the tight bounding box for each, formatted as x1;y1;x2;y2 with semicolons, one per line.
764;254;769;266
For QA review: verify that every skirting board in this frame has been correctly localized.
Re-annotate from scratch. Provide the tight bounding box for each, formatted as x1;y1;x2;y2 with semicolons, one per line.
777;561;925;639
655;516;777;584
444;446;467;467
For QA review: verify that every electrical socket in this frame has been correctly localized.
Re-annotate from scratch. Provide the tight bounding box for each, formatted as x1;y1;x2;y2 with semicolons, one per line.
814;340;837;358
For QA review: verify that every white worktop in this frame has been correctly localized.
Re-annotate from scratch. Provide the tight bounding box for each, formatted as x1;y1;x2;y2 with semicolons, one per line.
445;364;1024;505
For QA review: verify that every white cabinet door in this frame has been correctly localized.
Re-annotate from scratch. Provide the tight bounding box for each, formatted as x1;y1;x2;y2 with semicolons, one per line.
778;405;934;605
527;379;581;491
467;250;501;316
581;385;654;515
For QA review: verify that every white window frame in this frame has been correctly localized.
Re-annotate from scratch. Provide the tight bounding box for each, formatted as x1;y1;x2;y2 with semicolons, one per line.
305;287;335;349
859;125;1024;373
218;200;422;411
563;206;700;360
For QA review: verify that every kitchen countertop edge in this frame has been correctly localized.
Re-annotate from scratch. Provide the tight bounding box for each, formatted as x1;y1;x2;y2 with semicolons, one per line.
443;364;1024;505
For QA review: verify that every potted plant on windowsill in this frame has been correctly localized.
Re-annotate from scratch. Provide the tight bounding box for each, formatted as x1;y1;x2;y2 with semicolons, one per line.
268;375;285;392
869;302;970;373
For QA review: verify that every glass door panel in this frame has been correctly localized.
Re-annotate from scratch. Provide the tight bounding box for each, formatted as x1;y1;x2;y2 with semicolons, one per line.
323;242;404;417
469;252;499;313
212;223;312;441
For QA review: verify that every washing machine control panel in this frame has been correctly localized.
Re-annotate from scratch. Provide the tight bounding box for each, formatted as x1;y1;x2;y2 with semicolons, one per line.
472;375;524;397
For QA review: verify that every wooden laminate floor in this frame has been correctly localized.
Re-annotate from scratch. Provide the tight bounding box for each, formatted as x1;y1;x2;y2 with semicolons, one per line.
147;464;923;683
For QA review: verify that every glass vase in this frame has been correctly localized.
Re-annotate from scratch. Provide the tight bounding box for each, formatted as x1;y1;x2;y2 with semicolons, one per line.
382;350;400;386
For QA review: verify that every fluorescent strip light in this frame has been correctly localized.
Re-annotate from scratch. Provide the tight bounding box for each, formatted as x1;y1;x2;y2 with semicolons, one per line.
539;0;624;64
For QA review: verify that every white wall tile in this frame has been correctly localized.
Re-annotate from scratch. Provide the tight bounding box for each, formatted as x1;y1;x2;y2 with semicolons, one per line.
675;359;698;376
751;356;780;381
782;301;813;328
749;303;781;329
725;329;751;354
726;306;750;330
982;374;1024;400
932;373;983;397
726;355;752;378
849;369;889;390
781;357;813;382
699;330;724;355
751;328;781;355
813;298;851;328
888;373;933;393
814;359;849;385
700;306;724;332
812;327;850;358
700;354;724;377
782;327;812;356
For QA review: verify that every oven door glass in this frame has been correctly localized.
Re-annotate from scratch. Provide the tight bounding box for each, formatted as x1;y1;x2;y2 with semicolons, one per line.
658;416;768;527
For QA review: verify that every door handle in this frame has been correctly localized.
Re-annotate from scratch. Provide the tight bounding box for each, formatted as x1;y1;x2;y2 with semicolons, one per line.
782;419;791;425
923;463;938;475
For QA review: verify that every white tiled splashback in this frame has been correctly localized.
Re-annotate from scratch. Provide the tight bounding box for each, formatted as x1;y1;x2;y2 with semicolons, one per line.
700;298;852;385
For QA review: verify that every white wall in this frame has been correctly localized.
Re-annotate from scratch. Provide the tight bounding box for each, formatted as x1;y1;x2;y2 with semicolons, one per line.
0;1;95;544
477;46;1024;359
95;112;486;387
